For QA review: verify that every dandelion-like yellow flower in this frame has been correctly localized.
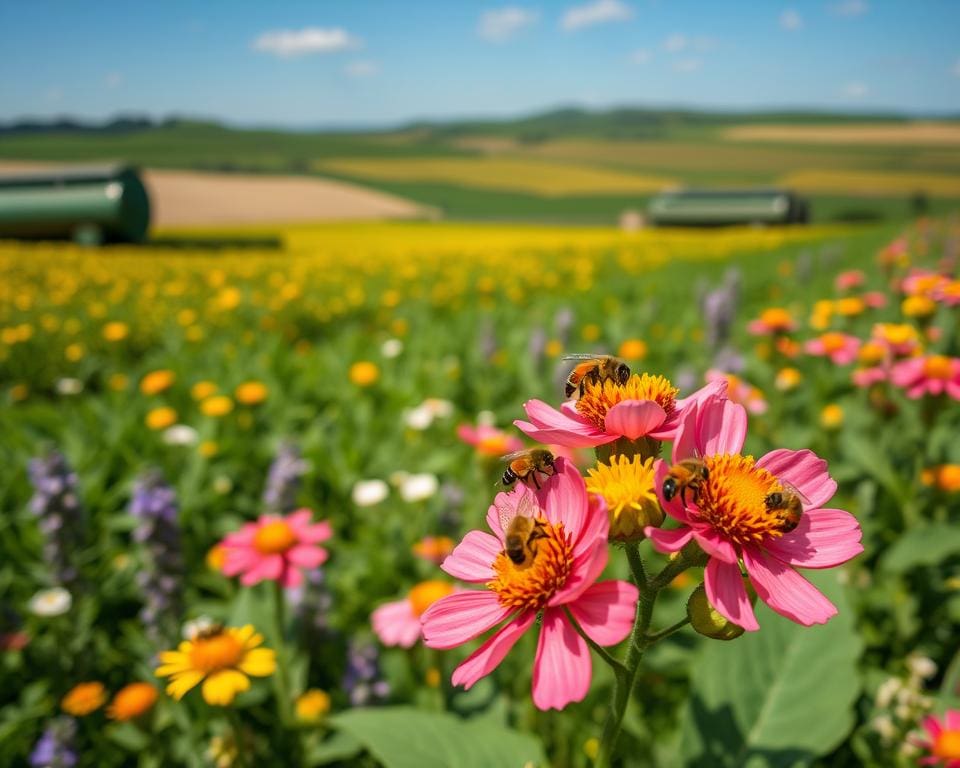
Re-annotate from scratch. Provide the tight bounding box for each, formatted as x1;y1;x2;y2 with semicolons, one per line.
820;404;844;430
349;361;380;387
235;380;268;405
201;396;234;417
146;407;178;431
902;295;937;318
102;321;129;342
585;454;662;541
191;381;218;401
155;624;275;706
618;339;648;360
107;682;158;721
108;373;129;392
61;681;106;716
295;689;331;723
141;369;176;396
774;367;802;392
835;297;866;317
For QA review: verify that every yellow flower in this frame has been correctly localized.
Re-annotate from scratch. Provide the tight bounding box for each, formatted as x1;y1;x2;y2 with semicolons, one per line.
146;407;178;430
235;381;268;406
108;373;129;391
544;339;563;358
295;689;331;723
835;297;866;317
820;404;844;430
199;440;219;458
581;323;601;342
141;370;176;396
65;343;85;362
618;339;648;360
585;454;662;542
191;381;218;401
107;682;158;721
425;668;441;688
926;465;960;493
102;321;129;342
206;544;227;572
62;681;107;716
857;341;887;366
155;624;276;706
349;361;380;387
10;383;29;402
774;367;802;392
201;396;234;417
902;295;936;318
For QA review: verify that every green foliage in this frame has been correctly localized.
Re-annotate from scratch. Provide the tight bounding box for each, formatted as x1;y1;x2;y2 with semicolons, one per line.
881;524;960;573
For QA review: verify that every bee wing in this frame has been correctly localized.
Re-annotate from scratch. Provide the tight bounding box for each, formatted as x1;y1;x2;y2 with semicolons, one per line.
562;354;603;362
496;489;537;531
779;479;811;505
499;449;531;462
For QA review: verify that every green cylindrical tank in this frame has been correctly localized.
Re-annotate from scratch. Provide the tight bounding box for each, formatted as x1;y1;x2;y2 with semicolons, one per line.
0;164;150;243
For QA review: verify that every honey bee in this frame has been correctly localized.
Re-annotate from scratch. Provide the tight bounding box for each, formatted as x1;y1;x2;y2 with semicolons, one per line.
498;492;547;569
500;448;557;490
764;482;807;533
563;355;631;399
186;619;224;641
662;458;709;508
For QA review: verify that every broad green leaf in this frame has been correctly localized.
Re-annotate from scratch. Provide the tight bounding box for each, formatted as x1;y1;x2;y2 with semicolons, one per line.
880;525;960;573
679;570;862;768
329;706;546;768
305;731;364;766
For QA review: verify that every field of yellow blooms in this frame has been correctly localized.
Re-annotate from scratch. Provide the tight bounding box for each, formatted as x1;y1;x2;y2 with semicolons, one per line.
2;219;960;768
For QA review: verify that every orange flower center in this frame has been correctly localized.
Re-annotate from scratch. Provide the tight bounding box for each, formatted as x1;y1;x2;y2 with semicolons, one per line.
408;580;455;617
924;355;953;380
477;434;512;457
694;454;786;545
487;519;574;612
254;520;298;554
575;373;678;431
934;730;960;759
857;341;887;366
189;632;245;673
819;332;848;354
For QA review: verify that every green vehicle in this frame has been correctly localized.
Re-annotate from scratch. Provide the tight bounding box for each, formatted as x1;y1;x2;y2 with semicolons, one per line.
648;187;810;227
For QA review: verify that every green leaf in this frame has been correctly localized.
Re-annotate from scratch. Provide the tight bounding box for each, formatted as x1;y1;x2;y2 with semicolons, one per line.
679;570;862;768
880;524;960;573
106;722;150;752
329;706;546;768
305;731;364;766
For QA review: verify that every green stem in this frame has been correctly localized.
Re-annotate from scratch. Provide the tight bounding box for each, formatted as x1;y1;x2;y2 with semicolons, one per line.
272;582;293;725
645;616;691;644
225;709;250;768
564;607;627;675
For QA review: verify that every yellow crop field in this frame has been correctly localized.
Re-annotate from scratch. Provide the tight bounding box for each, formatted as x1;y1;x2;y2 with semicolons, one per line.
316;157;676;196
725;122;960;145
780;169;960;197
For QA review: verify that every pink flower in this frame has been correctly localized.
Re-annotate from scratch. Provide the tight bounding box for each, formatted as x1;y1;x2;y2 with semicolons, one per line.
890;355;960;400
834;269;866;292
861;291;887;309
851;367;887;388
221;509;331;589
457;422;524;457
913;709;960;767
421;460;638;710
747;307;797;336
372;580;455;648
903;268;949;298
706;370;767;415
645;394;862;631
804;332;862;365
515;376;724;448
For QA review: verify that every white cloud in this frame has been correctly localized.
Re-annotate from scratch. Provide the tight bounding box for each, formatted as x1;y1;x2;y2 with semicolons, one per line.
630;48;652;64
673;58;702;73
104;72;123;89
345;60;379;78
561;0;632;31
780;9;803;30
842;81;868;98
831;0;868;17
663;33;687;52
252;27;360;58
478;7;539;42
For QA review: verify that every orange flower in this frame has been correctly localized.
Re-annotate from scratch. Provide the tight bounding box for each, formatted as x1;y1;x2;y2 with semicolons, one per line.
102;321;129;342
201;396;234;417
349;361;380;386
191;381;218;401
141;369;176;396
618;339;648;360
146;407;178;430
107;682;158;721
235;381;268;405
62;681;106;716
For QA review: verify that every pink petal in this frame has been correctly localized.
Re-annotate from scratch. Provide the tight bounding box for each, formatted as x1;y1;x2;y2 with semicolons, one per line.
692;528;738;564
548;537;608;607
421;590;512;650
671;402;701;465
705;557;759;632
300;520;333;544
286;509;314;531
922;715;943;739
280;563;304;589
742;547;837;626
698;398;747;457
756;449;837;509
514;400;616;448
451;611;536;689
645;525;694;554
536;458;586;532
222;547;259;576
531;608;591;711
240;554;284;586
604;400;666;440
223;525;257;546
763;508;863;568
441;530;500;583
567;580;638;646
674;378;727;412
946;710;960;731
372;599;422;648
286;544;327;569
571;492;610;559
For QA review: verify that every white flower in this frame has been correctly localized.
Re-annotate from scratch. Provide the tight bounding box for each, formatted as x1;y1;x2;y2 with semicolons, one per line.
423;398;453;418
476;410;497;427
381;339;403;358
162;424;199;446
870;715;895;742
399;473;438;503
55;378;83;395
28;587;72;617
875;677;902;709
404;405;434;431
182;616;217;640
906;655;937;681
352;479;389;507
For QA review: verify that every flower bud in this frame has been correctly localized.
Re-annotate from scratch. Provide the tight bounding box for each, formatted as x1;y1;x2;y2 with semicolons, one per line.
687;583;751;641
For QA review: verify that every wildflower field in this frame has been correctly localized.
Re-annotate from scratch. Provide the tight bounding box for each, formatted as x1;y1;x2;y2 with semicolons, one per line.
2;218;960;768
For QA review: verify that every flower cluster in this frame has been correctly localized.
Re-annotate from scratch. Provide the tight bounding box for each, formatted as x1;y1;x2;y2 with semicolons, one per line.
28;450;85;586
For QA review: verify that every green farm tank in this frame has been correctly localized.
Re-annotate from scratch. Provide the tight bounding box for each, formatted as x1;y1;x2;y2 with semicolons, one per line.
0;164;150;243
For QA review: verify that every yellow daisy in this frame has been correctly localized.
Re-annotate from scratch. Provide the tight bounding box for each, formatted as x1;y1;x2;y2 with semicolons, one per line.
155;624;276;706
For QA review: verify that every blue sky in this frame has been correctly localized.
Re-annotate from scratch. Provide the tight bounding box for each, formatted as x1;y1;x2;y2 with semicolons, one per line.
2;0;958;127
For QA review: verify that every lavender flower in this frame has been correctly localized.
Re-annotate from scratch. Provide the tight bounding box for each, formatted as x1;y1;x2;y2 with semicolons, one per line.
129;471;182;645
30;717;77;768
700;270;740;352
28;450;84;586
262;441;308;514
343;640;390;707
